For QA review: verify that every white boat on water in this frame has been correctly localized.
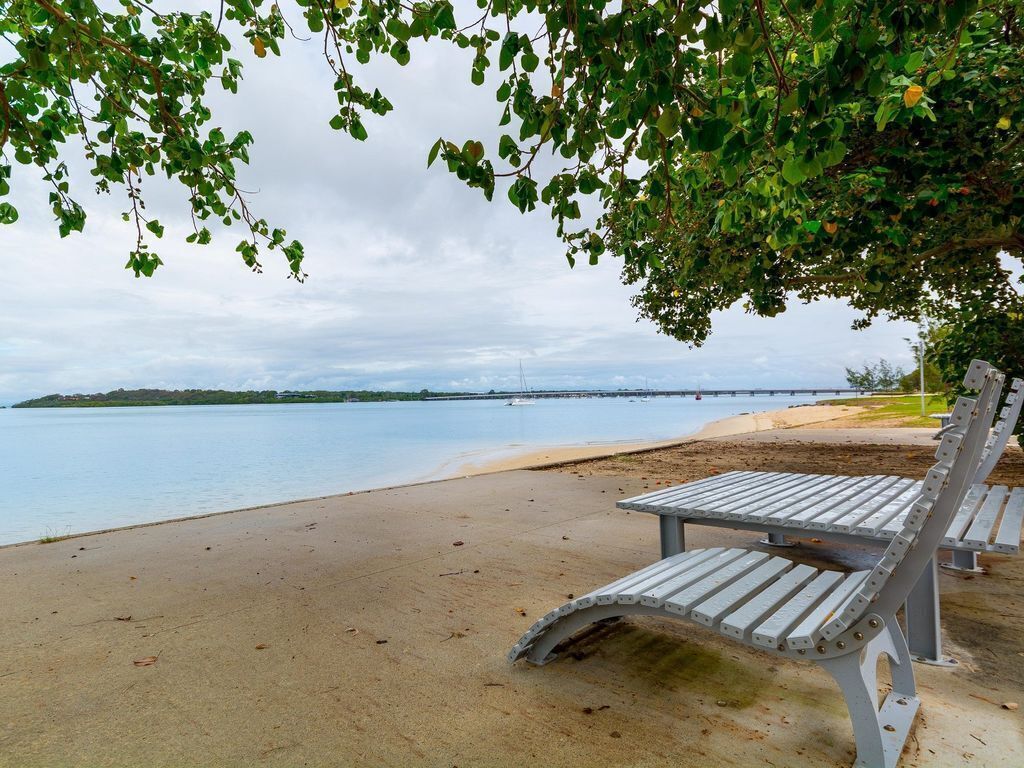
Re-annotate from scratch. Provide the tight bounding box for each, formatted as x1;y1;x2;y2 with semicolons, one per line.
506;361;535;406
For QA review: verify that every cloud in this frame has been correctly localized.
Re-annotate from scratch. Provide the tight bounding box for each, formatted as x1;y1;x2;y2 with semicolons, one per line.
0;8;919;404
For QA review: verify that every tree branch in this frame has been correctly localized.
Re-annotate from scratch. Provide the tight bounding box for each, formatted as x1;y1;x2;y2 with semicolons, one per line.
917;233;1024;261
0;79;10;150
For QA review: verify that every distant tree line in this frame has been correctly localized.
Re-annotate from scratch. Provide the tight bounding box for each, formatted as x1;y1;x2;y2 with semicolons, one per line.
12;388;472;408
844;360;907;392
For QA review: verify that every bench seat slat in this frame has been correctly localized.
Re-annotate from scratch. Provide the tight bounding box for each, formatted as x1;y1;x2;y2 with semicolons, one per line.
706;474;830;515
614;549;738;604
679;473;821;513
660;552;771;613
806;477;911;530
751;571;844;648
637;472;780;513
786;571;870;649
615;472;742;506
755;475;873;524
617;471;753;507
743;475;866;522
576;549;703;605
993;487;1024;554
962;485;1009;549
781;475;892;526
691;557;793;626
851;485;923;536
635;549;750;605
825;479;918;532
719;564;818;641
941;485;988;546
589;549;720;605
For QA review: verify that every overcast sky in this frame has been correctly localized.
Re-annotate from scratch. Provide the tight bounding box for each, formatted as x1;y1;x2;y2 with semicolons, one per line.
0;10;919;404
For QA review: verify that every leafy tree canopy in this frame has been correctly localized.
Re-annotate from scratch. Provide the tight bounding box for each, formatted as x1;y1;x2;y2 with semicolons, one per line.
1;0;1021;345
844;357;904;391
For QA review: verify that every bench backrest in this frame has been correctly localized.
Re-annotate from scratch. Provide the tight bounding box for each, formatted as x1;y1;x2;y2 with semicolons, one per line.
975;376;1024;483
823;360;1003;637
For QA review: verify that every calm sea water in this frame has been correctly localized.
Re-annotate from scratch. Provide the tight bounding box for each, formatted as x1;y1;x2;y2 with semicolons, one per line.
0;395;824;545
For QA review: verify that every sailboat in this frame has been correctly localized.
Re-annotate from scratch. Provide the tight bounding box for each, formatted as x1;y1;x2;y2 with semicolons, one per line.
506;361;535;406
695;387;703;401
639;377;651;402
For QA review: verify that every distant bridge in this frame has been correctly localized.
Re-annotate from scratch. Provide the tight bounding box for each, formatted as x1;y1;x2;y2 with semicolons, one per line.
423;388;861;401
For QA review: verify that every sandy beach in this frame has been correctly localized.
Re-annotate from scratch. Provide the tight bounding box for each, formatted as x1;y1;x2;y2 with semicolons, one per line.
453;402;865;475
1;410;1021;767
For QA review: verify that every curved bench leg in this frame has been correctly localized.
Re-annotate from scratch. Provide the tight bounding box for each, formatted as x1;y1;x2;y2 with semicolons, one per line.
522;604;663;665
884;617;917;697
819;621;919;768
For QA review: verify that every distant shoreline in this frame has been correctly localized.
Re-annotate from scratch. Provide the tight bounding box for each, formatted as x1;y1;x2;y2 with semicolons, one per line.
10;388;471;408
12;386;859;408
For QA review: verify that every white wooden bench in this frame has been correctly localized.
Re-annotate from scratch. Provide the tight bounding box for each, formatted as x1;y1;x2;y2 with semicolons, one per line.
615;377;1023;665
510;361;1002;768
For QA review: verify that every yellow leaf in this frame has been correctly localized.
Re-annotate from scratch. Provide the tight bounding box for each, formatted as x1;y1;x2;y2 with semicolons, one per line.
690;106;704;117
996;116;1011;130
903;85;924;108
551;83;562;98
335;0;350;8
252;38;266;58
823;221;838;235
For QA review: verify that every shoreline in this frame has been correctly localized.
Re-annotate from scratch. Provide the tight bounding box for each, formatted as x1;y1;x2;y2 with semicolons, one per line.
1;402;861;551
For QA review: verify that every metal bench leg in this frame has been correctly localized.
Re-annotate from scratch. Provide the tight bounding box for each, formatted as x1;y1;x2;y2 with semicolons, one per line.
659;515;685;557
759;532;795;547
941;549;982;573
819;620;919;768
904;557;957;666
521;603;664;665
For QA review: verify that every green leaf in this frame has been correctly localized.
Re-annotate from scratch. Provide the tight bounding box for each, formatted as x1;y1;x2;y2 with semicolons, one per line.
904;51;925;74
874;100;895;131
0;202;18;224
386;18;410;42
431;2;456;31
781;157;806;185
390;42;410;66
427;138;443;167
695;118;730;152
811;10;831;41
702;16;726;52
521;52;540;73
857;24;880;51
656;106;681;138
499;34;518;71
